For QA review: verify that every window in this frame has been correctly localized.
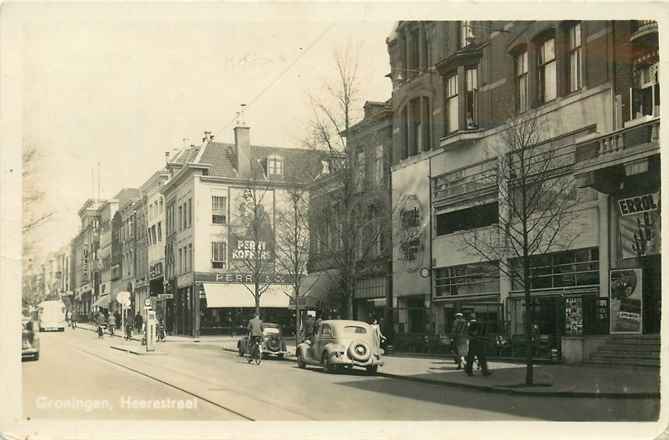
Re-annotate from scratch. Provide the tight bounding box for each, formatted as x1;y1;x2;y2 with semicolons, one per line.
446;74;459;134
421;98;431;151
178;206;182;232
400;107;409;160
632;62;660;118
187;199;192;228
151;226;157;246
211;241;226;269
511;247;599;291
356;151;366;191
374;145;384;185
435;262;499;297
212;195;227;224
515;51;529;113
459;21;474;49
187;244;192;272
267;156;284;176
157;222;162;242
465;67;478;129
568;23;582;92
436;202;498;236
178;248;182;274
537;38;557;103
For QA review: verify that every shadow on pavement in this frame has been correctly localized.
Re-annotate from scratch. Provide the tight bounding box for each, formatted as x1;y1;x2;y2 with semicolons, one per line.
332;371;660;421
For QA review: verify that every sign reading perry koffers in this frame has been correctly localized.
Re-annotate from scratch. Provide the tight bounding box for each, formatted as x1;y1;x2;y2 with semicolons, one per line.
229;187;275;263
610;268;643;334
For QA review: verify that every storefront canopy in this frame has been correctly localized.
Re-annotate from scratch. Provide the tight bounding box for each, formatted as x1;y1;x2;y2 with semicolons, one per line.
92;294;111;309
203;283;292;308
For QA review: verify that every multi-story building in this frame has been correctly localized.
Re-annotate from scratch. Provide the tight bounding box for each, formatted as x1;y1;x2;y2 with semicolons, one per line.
142;169;170;329
71;199;105;318
308;101;394;330
134;194;150;314
387;20;660;362
162;125;325;337
118;196;140;315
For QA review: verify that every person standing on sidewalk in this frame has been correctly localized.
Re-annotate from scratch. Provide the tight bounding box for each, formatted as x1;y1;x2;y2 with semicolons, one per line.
371;319;386;348
108;313;116;336
465;313;491;377
451;312;468;370
114;310;121;330
135;312;143;335
125;313;134;340
71;309;78;329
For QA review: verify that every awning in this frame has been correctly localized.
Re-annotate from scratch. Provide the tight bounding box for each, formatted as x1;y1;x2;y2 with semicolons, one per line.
295;269;340;307
92;294;112;308
203;283;292;308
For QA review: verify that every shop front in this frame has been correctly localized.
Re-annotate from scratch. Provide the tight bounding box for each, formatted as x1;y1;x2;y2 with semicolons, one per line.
195;272;292;336
353;276;389;324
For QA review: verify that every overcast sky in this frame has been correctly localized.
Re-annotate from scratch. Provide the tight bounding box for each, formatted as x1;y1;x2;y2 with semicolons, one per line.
23;16;393;259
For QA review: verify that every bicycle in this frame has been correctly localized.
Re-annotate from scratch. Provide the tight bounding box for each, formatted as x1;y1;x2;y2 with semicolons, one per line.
248;336;263;365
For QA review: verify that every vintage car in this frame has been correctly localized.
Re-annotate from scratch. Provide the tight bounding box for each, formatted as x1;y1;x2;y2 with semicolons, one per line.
296;320;383;375
237;322;288;359
22;318;40;361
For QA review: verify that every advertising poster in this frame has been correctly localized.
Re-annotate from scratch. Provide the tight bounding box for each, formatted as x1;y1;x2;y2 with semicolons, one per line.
610;268;643;334
564;296;583;336
618;192;660;259
391;160;431;298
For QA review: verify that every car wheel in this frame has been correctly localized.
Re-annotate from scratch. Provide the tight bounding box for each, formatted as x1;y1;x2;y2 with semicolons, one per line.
366;365;378;376
33;352;40;361
297;351;306;369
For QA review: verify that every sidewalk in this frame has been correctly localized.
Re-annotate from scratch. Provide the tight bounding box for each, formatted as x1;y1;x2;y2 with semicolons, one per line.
216;339;659;398
79;324;659;399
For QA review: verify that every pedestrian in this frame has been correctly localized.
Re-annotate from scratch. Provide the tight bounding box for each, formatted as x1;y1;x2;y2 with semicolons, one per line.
96;311;105;339
370;319;386;348
71;309;78;329
65;309;71;328
451;312;468;370
303;312;315;342
108;313;116;336
465;313;491;377
125;313;134;340
135;312;143;334
114;310;122;330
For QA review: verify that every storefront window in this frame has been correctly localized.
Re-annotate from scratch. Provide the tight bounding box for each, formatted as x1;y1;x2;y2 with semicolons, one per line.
511;247;599;291
435;261;499;297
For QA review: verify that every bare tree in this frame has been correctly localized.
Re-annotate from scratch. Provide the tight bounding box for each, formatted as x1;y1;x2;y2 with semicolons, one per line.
274;186;313;345
302;47;394;319
23;146;54;310
230;176;276;315
460;113;580;385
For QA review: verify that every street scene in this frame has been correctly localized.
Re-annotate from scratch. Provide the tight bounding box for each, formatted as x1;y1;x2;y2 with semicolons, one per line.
20;17;661;425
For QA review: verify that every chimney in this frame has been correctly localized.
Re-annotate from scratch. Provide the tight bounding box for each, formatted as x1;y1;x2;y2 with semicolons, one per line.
234;104;251;177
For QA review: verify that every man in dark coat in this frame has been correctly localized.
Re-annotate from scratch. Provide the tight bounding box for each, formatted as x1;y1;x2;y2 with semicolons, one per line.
135;312;144;334
114;310;122;330
465;313;492;376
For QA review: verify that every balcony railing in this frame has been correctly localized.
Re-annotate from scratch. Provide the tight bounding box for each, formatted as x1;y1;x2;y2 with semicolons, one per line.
574;117;659;164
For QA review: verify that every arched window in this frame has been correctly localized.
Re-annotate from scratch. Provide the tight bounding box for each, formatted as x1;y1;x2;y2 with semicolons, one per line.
400;96;432;159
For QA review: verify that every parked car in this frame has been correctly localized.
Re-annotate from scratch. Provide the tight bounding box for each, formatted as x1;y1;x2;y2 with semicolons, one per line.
22;318;40;361
296;320;384;375
237;323;288;359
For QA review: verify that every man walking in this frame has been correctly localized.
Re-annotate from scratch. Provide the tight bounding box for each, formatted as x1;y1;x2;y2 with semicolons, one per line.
135;311;143;335
451;312;468;369
114;310;122;330
247;313;264;364
465;313;492;376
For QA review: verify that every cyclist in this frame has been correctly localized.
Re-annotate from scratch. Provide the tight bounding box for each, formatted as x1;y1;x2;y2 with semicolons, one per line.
247;313;264;364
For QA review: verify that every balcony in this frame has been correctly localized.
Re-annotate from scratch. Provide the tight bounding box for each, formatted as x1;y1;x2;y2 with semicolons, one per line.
630;20;658;47
574;117;659;192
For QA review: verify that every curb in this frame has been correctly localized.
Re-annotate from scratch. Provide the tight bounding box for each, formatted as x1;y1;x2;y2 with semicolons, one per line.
110;344;167;356
378;372;660;399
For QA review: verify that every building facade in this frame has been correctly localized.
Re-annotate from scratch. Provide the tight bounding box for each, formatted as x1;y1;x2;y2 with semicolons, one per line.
387;20;660;360
162;127;325;336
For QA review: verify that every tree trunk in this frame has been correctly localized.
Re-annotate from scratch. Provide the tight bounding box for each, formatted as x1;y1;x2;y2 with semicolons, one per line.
295;299;301;348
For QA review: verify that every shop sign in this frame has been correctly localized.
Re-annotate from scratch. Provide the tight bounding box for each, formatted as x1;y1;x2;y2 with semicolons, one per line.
157;293;173;300
610;268;643;334
617;193;659;216
150;262;163;279
195;271;292;285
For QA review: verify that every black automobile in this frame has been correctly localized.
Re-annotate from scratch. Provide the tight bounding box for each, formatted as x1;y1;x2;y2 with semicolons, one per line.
237;323;288;359
22;318;40;361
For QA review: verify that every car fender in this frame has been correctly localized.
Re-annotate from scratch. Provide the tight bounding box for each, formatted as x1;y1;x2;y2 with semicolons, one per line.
323;343;346;357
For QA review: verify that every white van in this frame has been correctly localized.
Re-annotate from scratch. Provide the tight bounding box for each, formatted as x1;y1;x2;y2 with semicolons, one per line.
38;300;67;332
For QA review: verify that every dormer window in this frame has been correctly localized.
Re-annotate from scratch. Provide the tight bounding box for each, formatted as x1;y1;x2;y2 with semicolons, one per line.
267;155;284;176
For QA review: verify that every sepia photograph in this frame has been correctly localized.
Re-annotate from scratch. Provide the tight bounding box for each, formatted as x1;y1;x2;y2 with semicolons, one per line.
1;2;667;439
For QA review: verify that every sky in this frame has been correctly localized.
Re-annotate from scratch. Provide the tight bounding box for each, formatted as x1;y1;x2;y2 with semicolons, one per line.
23;16;394;260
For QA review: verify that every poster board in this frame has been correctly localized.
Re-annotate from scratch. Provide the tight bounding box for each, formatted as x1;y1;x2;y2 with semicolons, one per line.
609;268;643;334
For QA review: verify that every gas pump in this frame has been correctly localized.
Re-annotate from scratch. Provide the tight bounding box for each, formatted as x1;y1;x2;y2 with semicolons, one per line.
145;299;158;352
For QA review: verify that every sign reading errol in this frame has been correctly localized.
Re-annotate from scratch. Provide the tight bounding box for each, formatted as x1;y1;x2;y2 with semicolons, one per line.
618;193;659;216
